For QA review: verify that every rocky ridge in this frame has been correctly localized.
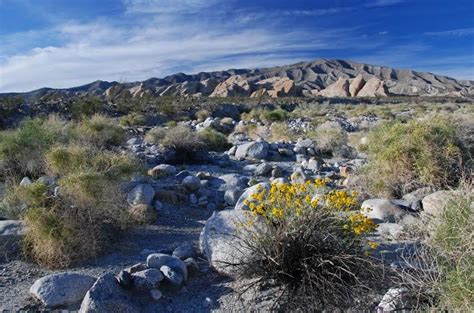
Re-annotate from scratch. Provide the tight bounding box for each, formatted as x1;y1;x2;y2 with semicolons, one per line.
3;59;473;101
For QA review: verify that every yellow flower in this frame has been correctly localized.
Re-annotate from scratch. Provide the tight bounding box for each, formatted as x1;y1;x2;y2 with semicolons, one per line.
368;241;379;249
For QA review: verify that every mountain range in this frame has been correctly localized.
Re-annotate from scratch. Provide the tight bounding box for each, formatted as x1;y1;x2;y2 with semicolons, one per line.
3;59;473;101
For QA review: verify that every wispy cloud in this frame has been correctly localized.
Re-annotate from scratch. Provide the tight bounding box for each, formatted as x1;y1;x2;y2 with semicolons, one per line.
366;0;405;7
424;27;474;37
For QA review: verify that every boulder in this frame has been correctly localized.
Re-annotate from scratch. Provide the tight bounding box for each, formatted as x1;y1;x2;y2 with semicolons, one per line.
234;141;269;160
357;77;387;97
182;176;201;191
254;163;272;176
224;188;244;206
361;199;409;223
421;190;461;217
349;74;365;97
199;210;261;276
30;273;96;308
0;220;27;261
79;273;139;313
295;138;313;148
127;184;155;206
210;75;252;97
131;269;163;291
402;187;433;211
234;183;270;211
219;174;249;189
318;78;350;97
148;164;177;177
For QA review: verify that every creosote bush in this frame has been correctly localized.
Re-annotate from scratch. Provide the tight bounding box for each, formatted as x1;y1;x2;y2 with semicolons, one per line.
360;116;469;197
232;179;384;310
77;114;126;147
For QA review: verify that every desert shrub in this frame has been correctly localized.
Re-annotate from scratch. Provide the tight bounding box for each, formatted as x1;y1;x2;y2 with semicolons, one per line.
0;118;65;179
119;113;147;127
232;180;384;310
129;204;158;224
0;182;50;219
70;96;104;118
145;125;206;162
197;128;231;152
262;108;288;122
77;114;126;147
361;116;469;197
311;121;351;157
195;109;211;121
396;190;473;310
269;122;299;142
21;144;136;267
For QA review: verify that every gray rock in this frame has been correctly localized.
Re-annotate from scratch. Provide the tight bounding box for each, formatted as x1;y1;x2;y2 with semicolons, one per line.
235;141;269;160
116;270;132;288
37;176;55;186
30;272;96;308
127;184;155;206
184;258;200;276
377;287;414;312
148;164;177;177
224;188;244;206
290;169;307;184
19;177;32;186
307;158;322;171
79;273;139;313
361;199;409;223
150;289;162;301
296;138;313;148
226;146;237;156
127;137;143;146
160;265;184;290
422;190;460;217
271;177;289;184
189;194;198;204
271;167;283;178
146;253;187;281
254;163;272;176
199;210;261;276
219;174;249;189
172;242;196;260
131;269;163;291
0;220;27;261
278;148;294;157
182;176;201;191
124;263;147;275
234;182;270;211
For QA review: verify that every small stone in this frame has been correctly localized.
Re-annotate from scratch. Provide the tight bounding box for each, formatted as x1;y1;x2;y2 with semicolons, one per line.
116;270;132;289
19;177;33;186
189;194;198;204
132;269;163;291
150;289;162;301
224;188;244;206
184;258;200;276
125;263;147;274
182;176;201;191
127;184;155;206
160;265;184;290
172;242;196;260
254;163;272;176
271;167;283;178
148;164;177;177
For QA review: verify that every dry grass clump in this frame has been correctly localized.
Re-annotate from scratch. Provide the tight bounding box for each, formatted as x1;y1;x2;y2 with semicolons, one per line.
197;128;231;152
0;115;138;267
129;204;158;224
312;121;351;157
359;116;470;197
119;112;147;127
145;125;206;162
395;189;473;310
231;180;385;310
195;109;211;121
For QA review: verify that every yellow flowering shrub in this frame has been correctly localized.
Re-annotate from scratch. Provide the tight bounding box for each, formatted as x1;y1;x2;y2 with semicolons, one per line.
245;178;376;237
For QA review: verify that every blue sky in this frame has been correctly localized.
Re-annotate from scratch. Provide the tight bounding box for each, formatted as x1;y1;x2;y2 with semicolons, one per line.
0;0;473;92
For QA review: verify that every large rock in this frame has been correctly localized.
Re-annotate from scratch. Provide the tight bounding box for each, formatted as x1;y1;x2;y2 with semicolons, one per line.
200;210;261;276
79;273;139;313
254;162;272;176
30;273;96;308
219;174;249;189
349;74;365;97
210;75;252;97
127;184;155;206
234;182;270;211
421;190;461;217
234;141;269;160
361;199;410;222
131;269;163;291
357;77;387;97
224;188;244;206
318;78;350;97
147;164;177;177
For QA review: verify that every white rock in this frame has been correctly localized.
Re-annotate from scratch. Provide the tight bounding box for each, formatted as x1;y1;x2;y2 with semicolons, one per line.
127;184;155;206
30;272;96;308
377;287;413;312
361;199;409;222
234;182;270;211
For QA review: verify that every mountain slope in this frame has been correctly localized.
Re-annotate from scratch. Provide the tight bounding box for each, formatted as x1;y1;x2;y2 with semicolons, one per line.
3;59;473;100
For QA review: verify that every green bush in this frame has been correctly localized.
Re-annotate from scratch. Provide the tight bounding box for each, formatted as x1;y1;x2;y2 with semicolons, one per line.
262;108;288;122
361;116;468;197
198;128;231;151
397;190;473;310
119;113;147;127
0;117;65;179
77;114;126;147
70;96;104;118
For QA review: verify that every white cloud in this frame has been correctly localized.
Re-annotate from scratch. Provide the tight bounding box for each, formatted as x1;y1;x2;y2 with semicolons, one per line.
123;0;223;14
366;0;405;7
424;28;474;37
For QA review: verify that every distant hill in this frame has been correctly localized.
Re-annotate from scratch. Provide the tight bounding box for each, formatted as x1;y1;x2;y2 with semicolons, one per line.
3;59;473;101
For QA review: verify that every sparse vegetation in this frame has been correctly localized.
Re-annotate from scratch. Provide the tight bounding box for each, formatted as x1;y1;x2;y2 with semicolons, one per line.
311;121;351;157
197;128;231;151
232;180;384;310
359;116;470;197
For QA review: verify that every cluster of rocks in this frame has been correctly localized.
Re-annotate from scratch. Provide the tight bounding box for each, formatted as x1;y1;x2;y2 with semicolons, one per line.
29;243;200;311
